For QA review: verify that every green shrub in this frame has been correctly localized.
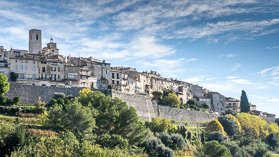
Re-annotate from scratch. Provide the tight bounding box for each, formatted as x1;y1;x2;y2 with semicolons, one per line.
195;141;232;157
0;106;44;116
146;117;177;133
206;131;225;143
233;148;250;157
237;113;269;137
142;137;162;156
243;140;270;157
156;144;174;157
0;122;29;156
0;73;9;96
79;91;148;147
9;72;18;82
97;133;129;148
206;119;227;136
170;134;186;150
266;132;279;151
218;115;240;137
222;141;249;157
159;132;186;150
79;141;133;157
45;101;96;140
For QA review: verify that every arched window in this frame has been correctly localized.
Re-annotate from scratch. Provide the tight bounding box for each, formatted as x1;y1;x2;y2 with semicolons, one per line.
36;34;39;40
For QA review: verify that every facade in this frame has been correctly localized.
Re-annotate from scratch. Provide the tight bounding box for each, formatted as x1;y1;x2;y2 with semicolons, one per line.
208;92;226;114
190;84;205;99
250;104;256;111
136;72;151;94
42;38;59;55
0;46;9;75
199;97;212;109
64;64;80;87
225;97;240;112
111;67;130;93
9;55;39;80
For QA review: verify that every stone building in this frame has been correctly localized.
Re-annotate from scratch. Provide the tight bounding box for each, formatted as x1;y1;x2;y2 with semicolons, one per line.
172;80;191;104
111;67;132;93
135;72;152;94
37;39;65;83
91;59;111;89
65;57;110;89
250;104;256;111
64;64;80;87
9;54;39;80
0;46;9;60
0;46;10;75
225;97;240;112
29;29;42;54
42;38;59;55
189;84;206;99
38;56;65;82
208;92;226;114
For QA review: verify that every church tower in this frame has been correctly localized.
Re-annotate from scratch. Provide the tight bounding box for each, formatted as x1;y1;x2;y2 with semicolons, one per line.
29;29;42;54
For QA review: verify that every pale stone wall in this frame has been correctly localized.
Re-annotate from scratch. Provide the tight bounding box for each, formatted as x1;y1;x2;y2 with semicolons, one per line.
6;84;217;125
111;90;217;124
111;90;158;121
6;83;82;104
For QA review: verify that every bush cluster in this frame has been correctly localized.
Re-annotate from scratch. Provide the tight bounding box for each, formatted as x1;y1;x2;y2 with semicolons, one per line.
0;106;45;116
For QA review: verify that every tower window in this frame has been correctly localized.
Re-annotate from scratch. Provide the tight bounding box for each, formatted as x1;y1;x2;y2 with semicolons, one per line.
36;34;39;40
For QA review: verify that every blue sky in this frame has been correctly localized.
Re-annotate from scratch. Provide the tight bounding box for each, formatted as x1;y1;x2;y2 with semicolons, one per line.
0;0;279;116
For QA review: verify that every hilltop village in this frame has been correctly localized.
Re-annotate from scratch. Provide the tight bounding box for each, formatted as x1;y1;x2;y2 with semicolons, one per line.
0;29;275;118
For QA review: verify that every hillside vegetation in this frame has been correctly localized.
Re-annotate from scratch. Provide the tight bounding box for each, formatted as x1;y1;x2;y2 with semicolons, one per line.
0;73;278;157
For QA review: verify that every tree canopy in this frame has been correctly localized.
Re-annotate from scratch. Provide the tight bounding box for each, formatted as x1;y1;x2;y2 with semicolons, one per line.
0;73;10;96
237;113;269;137
206;119;227;136
240;90;250;113
78;91;149;147
45;100;96;140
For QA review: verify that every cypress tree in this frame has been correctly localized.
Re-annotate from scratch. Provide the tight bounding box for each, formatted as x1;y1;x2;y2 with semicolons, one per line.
240;90;250;113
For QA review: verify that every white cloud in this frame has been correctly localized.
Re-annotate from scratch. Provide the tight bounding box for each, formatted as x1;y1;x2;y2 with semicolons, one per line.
138;58;185;77
185;58;198;63
267;98;279;102
267;45;279;49
231;63;242;71
203;82;236;93
226;76;239;79
183;76;215;84
0;1;19;7
1;26;28;40
219;53;238;58
258;66;279;76
171;18;279;40
129;36;175;58
79;36;175;60
231;79;251;84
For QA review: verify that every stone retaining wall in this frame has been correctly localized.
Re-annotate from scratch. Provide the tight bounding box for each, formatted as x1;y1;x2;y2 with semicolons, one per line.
6;83;82;104
6;84;217;124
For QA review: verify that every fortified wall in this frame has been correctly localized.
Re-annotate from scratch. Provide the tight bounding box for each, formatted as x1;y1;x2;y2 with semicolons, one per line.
111;90;217;124
6;83;82;103
6;83;217;125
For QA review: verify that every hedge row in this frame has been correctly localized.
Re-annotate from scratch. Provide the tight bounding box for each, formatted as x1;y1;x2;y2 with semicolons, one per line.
0;106;45;116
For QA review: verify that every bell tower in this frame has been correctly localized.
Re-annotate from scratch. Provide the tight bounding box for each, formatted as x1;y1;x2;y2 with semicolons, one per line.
29;29;42;54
